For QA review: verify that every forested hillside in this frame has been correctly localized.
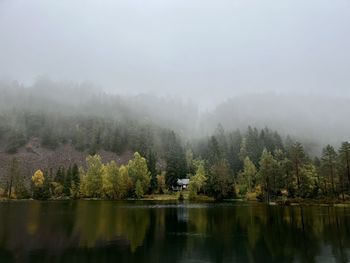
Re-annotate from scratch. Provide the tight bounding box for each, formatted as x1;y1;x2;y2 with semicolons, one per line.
0;79;199;137
1;80;350;202
200;94;350;154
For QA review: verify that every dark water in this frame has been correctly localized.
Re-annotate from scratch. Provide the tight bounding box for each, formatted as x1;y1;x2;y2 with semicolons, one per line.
0;201;350;263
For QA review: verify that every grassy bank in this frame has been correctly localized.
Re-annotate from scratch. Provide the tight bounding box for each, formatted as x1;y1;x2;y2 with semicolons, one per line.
140;192;215;202
0;192;216;202
275;198;350;207
2;194;349;206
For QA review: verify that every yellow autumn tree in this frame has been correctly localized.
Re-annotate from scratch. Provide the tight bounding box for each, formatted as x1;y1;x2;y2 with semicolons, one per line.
128;152;151;196
32;170;45;188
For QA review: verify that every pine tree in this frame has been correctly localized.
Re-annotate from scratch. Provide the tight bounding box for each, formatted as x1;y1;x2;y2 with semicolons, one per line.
71;163;80;188
245;126;262;165
258;149;276;202
147;150;158;193
321;145;338;196
215;124;228;158
227;130;243;174
186;148;196;176
164;132;187;188
339;142;350;193
207;136;222;167
313;157;322;195
55;166;65;185
273;149;289;194
63;166;72;197
208;159;233;200
289;142;306;194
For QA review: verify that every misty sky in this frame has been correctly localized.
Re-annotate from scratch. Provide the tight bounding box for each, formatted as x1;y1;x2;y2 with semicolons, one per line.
0;0;349;108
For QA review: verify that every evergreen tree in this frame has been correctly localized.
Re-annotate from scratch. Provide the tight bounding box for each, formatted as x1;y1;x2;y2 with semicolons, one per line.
273;149;289;194
207;136;222;167
245;126;262;165
313;157;322;195
289;142;307;195
227;130;243;174
55;166;65;185
239;138;248;161
164;132;187;188
208;159;233;200
71;163;80;188
147;150;158;193
339;142;350;192
215;124;228;158
321;145;338;196
185;148;196;176
258;149;276;202
63;166;72;196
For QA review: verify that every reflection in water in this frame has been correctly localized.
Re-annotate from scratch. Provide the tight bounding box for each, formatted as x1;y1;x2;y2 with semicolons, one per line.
0;201;349;262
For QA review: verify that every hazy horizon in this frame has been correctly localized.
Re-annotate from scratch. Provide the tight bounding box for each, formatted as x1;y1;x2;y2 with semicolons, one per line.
1;0;350;109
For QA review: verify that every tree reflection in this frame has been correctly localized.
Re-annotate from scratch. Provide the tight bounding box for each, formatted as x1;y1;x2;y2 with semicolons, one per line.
0;201;349;262
73;201;150;252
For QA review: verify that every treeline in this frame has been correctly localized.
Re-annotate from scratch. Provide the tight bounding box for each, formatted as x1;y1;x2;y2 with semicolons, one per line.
2;120;350;202
28;152;163;200
190;126;350;201
0;110;176;156
0;79;198;137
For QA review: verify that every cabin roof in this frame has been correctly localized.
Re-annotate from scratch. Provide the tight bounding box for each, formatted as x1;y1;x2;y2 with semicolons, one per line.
177;179;190;185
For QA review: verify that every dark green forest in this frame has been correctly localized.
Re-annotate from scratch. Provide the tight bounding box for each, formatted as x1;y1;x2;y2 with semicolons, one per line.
2;108;350;203
1;80;350;202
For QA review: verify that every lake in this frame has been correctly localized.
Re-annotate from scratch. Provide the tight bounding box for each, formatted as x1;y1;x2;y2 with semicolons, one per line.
0;201;349;263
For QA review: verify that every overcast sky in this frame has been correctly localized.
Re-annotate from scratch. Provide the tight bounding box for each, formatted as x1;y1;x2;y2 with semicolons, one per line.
0;0;349;108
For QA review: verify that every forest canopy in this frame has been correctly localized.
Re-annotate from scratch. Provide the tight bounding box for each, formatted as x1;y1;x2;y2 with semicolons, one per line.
1;80;350;202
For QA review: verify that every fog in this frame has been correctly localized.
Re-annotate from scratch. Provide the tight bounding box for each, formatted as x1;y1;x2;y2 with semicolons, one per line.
1;0;350;108
1;0;350;152
1;79;350;155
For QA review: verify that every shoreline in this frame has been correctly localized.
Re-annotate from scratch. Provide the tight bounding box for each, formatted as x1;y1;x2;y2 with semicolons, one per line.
1;195;350;207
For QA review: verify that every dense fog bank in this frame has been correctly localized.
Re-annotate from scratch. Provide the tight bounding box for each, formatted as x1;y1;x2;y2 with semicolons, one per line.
1;79;348;154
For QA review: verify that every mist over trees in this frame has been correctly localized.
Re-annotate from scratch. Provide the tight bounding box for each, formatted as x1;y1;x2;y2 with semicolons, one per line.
1;79;350;153
3;124;350;202
1;79;350;202
0;78;199;137
201;94;350;154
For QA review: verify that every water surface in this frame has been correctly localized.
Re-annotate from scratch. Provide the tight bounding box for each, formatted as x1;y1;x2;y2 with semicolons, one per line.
0;201;349;263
